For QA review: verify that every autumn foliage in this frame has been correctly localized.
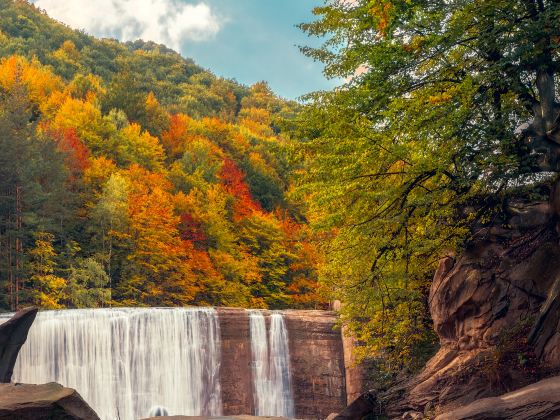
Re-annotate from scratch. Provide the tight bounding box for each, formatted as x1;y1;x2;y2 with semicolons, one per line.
0;53;324;311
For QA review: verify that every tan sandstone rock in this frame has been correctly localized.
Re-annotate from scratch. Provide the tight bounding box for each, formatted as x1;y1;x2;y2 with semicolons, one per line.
0;382;100;420
435;375;560;419
382;200;560;418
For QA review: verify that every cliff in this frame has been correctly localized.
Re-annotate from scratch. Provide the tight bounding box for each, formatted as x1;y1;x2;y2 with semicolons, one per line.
352;193;560;419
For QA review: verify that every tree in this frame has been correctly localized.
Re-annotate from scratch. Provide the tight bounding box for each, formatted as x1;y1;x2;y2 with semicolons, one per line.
101;69;147;123
89;171;130;289
296;0;560;371
141;91;170;137
0;81;69;310
65;257;110;308
219;158;262;219
114;165;199;306
27;232;67;309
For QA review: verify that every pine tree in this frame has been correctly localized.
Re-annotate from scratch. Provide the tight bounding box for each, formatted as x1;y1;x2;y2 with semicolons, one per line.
0;80;69;310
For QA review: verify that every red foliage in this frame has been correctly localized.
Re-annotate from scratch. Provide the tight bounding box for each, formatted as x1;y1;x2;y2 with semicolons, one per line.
179;213;207;247
49;127;91;178
219;158;261;219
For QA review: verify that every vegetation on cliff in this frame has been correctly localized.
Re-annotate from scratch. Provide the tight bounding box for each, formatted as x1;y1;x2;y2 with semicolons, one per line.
297;0;560;372
0;0;324;311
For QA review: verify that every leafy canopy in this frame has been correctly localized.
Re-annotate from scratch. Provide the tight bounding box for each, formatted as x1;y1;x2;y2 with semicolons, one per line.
297;0;560;371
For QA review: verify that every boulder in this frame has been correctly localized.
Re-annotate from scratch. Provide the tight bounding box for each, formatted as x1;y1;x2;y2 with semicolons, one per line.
142;417;293;420
435;375;560;419
0;307;37;383
0;382;100;420
327;392;378;420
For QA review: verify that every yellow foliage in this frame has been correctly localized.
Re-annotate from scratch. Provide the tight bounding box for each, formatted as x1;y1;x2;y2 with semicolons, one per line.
0;55;64;104
50;96;106;149
121;123;165;170
52;40;81;63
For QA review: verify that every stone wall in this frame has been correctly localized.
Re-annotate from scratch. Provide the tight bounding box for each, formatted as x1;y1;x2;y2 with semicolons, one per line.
284;310;347;419
217;308;254;415
216;308;350;418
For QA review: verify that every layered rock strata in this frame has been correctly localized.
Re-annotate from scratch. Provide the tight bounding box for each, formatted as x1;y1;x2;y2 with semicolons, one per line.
218;308;349;419
0;382;100;420
435;375;560;420
0;307;37;383
376;197;560;418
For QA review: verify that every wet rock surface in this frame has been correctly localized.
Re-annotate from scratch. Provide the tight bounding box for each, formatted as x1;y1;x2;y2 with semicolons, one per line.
217;308;254;416
0;382;100;420
217;308;347;419
0;307;37;383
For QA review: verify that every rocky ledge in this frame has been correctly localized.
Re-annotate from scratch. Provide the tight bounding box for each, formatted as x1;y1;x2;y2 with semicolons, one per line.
0;307;37;383
0;382;100;420
142;417;293;420
436;375;560;420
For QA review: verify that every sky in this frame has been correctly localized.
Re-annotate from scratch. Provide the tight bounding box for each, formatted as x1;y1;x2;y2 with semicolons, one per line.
31;0;338;99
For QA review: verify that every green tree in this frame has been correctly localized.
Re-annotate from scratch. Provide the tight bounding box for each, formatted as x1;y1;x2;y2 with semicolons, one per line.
65;257;110;308
297;0;560;371
0;82;70;310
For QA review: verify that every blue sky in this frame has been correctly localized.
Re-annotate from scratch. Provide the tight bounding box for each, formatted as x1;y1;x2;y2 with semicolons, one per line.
32;0;338;99
182;0;338;99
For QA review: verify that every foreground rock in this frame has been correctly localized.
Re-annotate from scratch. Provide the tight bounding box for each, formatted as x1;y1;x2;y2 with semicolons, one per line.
0;382;99;420
0;307;37;383
435;375;560;419
326;392;378;420
142;417;293;420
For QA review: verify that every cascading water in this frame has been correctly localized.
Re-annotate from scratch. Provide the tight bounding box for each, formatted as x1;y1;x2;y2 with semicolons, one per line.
249;311;295;417
6;308;222;420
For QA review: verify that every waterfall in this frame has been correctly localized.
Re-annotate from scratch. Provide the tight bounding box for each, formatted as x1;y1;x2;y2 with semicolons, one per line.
6;308;222;420
249;311;295;417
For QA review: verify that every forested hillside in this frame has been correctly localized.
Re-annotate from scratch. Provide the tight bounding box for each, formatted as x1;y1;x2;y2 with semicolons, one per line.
0;0;323;311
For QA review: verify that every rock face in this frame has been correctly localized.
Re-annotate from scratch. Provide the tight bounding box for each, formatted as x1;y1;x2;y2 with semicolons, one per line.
381;199;560;418
341;326;365;405
142;417;292;420
327;392;378;420
217;308;348;419
0;307;37;383
0;382;100;420
217;308;254;415
284;310;347;419
435;375;560;420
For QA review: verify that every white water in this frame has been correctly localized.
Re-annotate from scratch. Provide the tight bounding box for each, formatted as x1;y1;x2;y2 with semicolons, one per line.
5;308;222;420
249;311;295;417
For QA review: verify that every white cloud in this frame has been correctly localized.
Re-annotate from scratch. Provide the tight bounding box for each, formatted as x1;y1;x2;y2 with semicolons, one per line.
33;0;221;50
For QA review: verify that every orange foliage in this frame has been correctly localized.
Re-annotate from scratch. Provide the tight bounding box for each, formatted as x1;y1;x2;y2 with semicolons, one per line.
161;113;195;158
123;165;199;304
219;158;261;219
0;56;63;104
47;127;91;177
